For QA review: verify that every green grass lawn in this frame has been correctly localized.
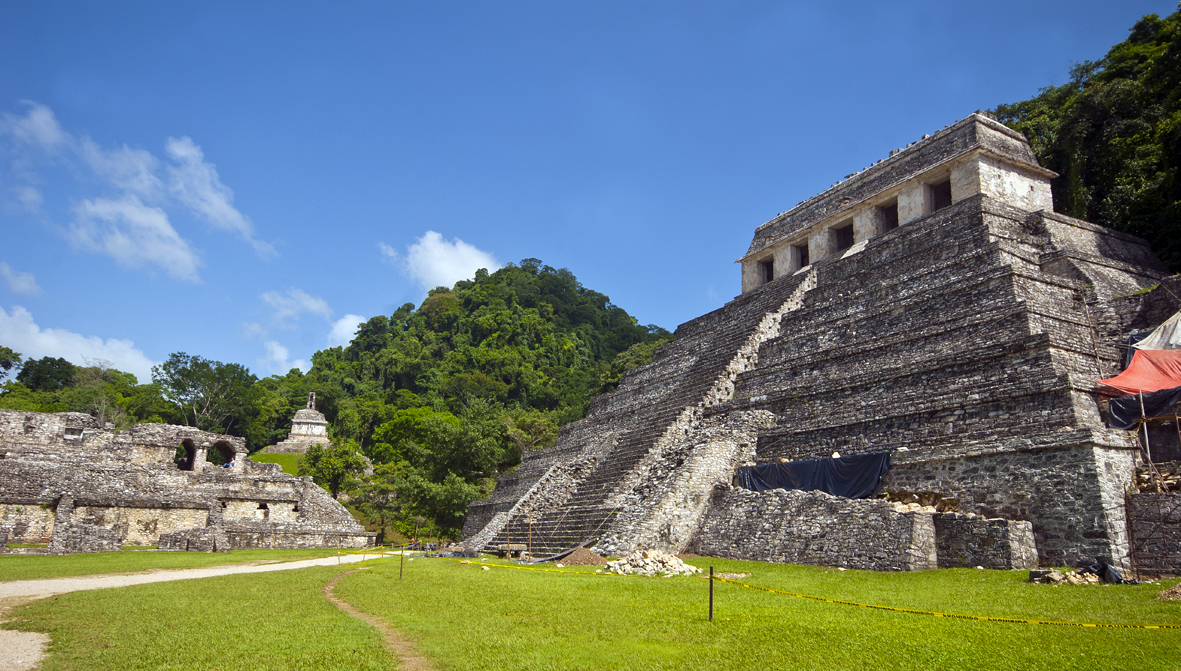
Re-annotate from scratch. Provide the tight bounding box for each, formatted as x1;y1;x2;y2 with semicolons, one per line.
333;556;1181;671
4;554;1180;670
3;566;395;671
250;452;302;475
0;547;343;581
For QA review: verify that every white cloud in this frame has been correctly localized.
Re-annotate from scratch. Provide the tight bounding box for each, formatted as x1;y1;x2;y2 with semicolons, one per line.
0;262;41;296
378;242;399;263
402;231;500;290
69;196;202;282
263;340;308;374
0;305;156;382
1;101;68;150
261;288;333;324
1;102;275;279
165;136;275;258
80;137;163;200
328;314;366;347
12;185;42;211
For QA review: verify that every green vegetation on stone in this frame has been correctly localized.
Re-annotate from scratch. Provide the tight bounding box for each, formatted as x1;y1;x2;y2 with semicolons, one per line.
250;453;302;475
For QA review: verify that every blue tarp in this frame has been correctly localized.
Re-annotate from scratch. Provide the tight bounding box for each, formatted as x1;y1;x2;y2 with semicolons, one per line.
1109;385;1181;430
732;452;891;499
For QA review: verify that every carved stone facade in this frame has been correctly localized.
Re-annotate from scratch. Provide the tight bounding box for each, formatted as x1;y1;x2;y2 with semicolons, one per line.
0;409;373;553
464;112;1177;571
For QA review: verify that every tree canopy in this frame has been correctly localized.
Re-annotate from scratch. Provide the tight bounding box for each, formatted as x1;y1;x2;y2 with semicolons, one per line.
993;8;1181;272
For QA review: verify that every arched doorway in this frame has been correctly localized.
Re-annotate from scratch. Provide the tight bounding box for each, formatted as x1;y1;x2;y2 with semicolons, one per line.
174;439;197;471
208;441;236;467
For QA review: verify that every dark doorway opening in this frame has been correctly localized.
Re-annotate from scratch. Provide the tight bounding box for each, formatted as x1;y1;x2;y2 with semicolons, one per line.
758;259;774;285
931;180;953;211
175;440;197;471
880;201;899;231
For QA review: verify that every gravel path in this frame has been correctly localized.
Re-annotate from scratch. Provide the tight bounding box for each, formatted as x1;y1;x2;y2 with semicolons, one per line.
0;552;381;600
0;552;392;671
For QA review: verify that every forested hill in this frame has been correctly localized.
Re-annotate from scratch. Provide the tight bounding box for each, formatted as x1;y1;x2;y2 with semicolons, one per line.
993;7;1181;272
262;258;671;449
0;259;671;536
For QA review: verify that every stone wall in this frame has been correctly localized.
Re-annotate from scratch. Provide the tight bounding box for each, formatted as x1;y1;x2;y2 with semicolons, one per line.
689;487;937;571
883;441;1136;568
1127;492;1181;575
0;408;375;553
71;504;210;546
0;502;55;543
934;513;1037;569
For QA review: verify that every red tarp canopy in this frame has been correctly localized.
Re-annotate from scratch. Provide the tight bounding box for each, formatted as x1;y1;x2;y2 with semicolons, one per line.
1097;349;1181;396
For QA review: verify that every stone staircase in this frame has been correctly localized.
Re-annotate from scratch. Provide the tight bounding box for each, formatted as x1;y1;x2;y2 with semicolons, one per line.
471;269;817;555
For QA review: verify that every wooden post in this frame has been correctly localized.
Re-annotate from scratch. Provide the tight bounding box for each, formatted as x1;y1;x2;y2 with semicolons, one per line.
399;545;405;579
709;566;714;622
1140;391;1165;492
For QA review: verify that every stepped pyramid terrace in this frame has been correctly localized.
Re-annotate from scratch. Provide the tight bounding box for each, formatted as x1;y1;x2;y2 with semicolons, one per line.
463;112;1181;572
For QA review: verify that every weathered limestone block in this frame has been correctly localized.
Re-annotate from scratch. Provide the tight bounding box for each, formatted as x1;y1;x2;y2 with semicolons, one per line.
950;153;1053;213
853;207;883;242
690;487;937;571
897;182;932;225
934;513;1037;569
48;523;122;554
0;502;55;543
158;527;230;552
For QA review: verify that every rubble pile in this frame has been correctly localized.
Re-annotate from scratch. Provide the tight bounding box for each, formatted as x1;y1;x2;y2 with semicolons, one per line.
606;550;702;577
1157;583;1181;601
884;491;958;513
561;547;607;566
1029;569;1101;585
1134;461;1181;493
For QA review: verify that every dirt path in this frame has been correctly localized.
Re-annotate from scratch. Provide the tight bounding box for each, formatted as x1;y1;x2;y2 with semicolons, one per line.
0;627;49;671
0;552;391;671
324;571;438;671
0;552;381;600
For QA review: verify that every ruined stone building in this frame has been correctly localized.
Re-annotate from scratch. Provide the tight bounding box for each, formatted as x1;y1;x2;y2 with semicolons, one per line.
463;112;1181;571
0;409;374;553
259;392;332;455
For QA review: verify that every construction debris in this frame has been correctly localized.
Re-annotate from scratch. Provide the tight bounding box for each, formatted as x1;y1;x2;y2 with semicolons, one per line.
606;550;703;577
884;491;958;513
1157;583;1181;601
1133;460;1181;493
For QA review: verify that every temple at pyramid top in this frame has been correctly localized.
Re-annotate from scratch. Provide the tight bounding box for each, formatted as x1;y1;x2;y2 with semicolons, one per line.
738;112;1056;293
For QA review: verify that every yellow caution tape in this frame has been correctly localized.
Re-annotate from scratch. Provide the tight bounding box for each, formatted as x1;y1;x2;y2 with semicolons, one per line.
441;556;631;576
709;576;1181;630
427;556;1180;630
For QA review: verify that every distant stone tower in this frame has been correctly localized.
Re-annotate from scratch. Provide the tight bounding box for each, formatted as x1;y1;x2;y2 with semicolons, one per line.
263;393;332;454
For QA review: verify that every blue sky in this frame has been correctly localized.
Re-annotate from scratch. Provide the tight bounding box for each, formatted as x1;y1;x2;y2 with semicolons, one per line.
0;1;1175;382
